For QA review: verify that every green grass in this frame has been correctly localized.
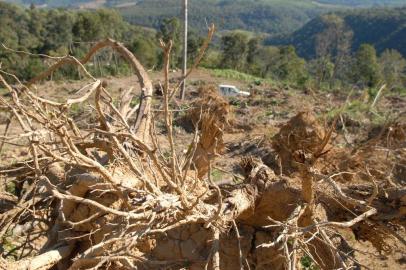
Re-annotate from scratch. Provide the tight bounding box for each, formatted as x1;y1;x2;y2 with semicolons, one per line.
130;98;140;107
0;87;7;95
210;168;224;183
1;237;16;254
208;68;275;85
387;86;406;97
1;230;18;259
326;96;389;126
300;255;319;270
5;181;16;195
69;103;86;118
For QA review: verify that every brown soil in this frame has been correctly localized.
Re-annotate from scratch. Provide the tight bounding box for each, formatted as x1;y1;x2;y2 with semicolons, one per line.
1;67;405;270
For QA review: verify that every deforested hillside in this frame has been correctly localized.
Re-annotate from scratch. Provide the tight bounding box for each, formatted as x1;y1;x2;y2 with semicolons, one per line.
0;0;405;268
1;29;406;269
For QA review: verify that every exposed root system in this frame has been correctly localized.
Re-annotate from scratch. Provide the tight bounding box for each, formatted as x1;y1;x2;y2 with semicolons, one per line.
0;31;405;270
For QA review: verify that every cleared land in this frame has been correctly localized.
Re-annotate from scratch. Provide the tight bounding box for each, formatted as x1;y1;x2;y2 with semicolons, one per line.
0;49;405;269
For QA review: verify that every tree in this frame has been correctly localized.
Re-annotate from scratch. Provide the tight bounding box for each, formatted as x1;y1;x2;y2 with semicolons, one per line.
281;46;308;83
310;57;335;87
220;32;249;70
354;44;382;88
246;37;262;74
379;49;406;89
27;7;46;51
0;2;159;80
260;46;281;78
185;31;204;65
129;38;158;69
157;17;181;68
43;10;75;55
315;14;353;87
97;9;129;40
271;46;308;84
73;12;103;42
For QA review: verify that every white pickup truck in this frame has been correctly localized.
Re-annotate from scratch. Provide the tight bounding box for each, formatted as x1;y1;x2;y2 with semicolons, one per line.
219;84;250;97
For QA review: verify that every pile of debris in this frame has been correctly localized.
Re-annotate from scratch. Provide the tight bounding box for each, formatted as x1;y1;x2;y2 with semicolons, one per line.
0;35;404;270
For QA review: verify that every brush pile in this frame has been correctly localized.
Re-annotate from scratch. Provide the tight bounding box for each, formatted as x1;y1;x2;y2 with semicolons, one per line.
0;28;405;270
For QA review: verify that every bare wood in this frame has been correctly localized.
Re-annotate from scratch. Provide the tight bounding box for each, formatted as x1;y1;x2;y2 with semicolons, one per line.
371;84;386;108
212;229;221;270
0;114;13;153
232;220;244;270
40;176;149;220
66;80;101;105
307;208;377;230
11;245;73;270
118;86;135;118
26;38;153;138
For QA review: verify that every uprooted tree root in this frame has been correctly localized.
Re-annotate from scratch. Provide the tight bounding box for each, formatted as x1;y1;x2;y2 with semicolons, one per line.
0;31;405;270
181;85;231;179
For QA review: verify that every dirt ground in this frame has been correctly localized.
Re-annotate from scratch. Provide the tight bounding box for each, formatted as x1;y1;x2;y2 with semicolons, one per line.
1;68;405;269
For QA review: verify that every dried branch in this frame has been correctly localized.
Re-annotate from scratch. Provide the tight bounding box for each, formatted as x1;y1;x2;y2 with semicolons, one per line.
25;38;153;138
11;244;73;270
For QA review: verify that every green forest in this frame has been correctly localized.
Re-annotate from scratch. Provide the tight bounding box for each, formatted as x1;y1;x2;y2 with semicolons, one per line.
273;7;406;58
8;0;406;8
0;2;159;79
0;1;405;93
317;0;406;7
118;0;329;36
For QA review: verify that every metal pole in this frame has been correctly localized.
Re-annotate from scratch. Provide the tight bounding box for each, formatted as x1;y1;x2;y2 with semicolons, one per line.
180;0;188;100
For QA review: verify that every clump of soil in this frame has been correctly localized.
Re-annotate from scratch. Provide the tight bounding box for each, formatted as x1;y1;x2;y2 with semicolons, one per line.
271;111;328;175
1;39;406;270
187;85;231;178
181;85;231;131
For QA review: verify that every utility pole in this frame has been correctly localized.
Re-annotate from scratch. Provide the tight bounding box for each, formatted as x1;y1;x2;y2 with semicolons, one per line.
180;0;188;100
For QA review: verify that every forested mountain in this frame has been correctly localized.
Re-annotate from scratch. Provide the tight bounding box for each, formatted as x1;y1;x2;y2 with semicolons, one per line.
2;0;334;36
6;0;406;8
3;0;89;7
6;0;406;38
117;0;332;36
316;0;406;7
270;7;406;58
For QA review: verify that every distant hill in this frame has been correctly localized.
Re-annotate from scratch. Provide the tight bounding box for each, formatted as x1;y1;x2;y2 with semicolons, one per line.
5;0;406;37
316;0;406;7
2;1;332;36
117;0;334;36
6;0;406;8
115;0;405;36
269;7;406;58
3;0;91;7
